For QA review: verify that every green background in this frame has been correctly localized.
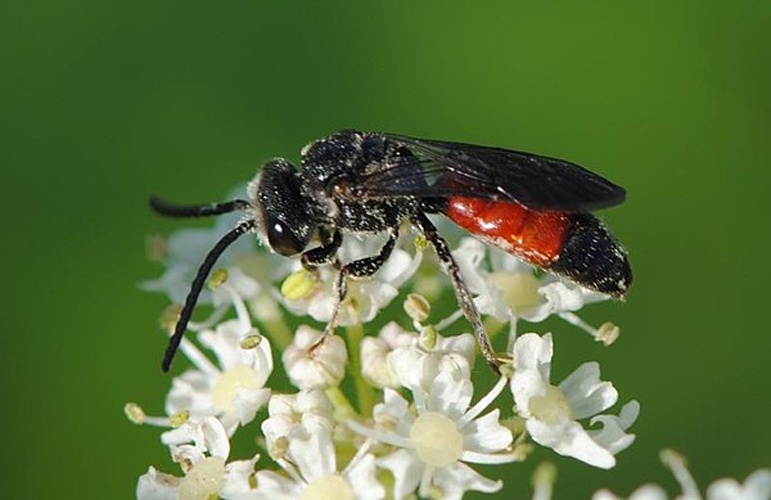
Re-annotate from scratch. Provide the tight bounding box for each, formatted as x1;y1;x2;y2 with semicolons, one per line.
3;1;769;498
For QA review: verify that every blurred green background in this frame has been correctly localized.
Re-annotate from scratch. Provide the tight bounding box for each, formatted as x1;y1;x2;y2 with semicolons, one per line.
2;1;769;498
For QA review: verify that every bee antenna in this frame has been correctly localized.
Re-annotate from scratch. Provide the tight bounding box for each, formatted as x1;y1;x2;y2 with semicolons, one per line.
161;219;256;372
150;196;251;218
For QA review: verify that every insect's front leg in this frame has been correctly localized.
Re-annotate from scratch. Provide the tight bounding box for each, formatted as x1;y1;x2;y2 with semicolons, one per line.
316;228;400;341
301;228;343;270
411;212;502;374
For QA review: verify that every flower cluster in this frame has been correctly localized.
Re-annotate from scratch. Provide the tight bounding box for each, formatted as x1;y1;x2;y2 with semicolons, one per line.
132;207;646;499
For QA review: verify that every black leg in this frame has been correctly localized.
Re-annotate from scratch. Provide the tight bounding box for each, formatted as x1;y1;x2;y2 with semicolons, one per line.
150;196;251;218
411;213;500;373
301;229;343;269
320;228;400;337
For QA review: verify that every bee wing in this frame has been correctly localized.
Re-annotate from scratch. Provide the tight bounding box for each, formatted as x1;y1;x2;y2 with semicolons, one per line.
352;133;625;211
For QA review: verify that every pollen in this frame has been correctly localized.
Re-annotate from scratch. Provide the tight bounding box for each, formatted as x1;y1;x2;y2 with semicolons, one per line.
302;474;354;500
211;365;263;414
208;268;229;289
239;331;263;349
170;409;190;427
595;322;620;346
124;402;146;424
404;293;431;323
281;269;318;300
410;412;464;467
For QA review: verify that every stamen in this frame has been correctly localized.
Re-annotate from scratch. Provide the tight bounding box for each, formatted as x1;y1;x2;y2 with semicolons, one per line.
457;376;508;429
281;269;319;301
346;420;414;449
208;268;229;289
124;403;172;427
531;462;557;500
660;449;701;500
240;331;263;349
169;410;190;427
404;293;431;323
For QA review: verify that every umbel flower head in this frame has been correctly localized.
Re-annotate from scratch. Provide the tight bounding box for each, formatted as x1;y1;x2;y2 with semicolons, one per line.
135;187;649;499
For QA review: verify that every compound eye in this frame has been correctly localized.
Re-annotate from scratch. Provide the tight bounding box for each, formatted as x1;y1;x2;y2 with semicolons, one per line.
267;218;304;256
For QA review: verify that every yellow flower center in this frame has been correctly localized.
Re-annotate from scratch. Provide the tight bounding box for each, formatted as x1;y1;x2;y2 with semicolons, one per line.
529;385;574;424
488;272;542;313
302;474;354;500
178;457;225;500
211;365;261;413
410;412;464;467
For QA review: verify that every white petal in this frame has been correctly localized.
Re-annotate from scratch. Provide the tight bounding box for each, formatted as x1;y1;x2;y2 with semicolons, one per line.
200;416;231;459
283;327;348;390
432;462;503;499
136;467;179;500
388;345;429;390
451;238;489;294
377;247;420;286
426;372;473;419
461;409;513;454
588;400;640;454
262;390;334;446
221;455;259;497
377;449;424;500
527;418;616;469
374;389;414;437
361;335;399;388
559;362;618;419
165;369;215;418
343;453;385;500
512;333;553;375
252;470;302;498
593;484;668;500
289;429;337;481
232;386;271;426
707;469;771;500
199;320;252;370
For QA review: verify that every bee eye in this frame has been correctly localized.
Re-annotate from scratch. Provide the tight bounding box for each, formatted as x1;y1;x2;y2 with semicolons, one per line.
267;217;305;256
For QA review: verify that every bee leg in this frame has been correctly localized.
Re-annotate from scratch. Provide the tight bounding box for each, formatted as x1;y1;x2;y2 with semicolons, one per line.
301;228;343;269
313;228;399;346
411;213;501;375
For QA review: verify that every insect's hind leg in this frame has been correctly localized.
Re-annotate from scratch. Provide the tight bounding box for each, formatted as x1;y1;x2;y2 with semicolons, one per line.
411;213;501;374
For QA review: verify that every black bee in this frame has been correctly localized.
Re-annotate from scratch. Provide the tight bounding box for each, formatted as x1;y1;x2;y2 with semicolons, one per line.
152;130;631;372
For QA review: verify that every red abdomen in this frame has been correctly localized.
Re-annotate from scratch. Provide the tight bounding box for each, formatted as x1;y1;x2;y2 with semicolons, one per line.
445;197;570;268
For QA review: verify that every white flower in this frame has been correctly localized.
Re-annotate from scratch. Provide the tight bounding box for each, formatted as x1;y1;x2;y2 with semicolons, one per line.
261;389;335;450
593;449;771;500
280;233;422;326
251;427;384;500
165;283;273;436
593;484;668;500
136;467;179;500
348;372;516;499
452;238;613;340
510;333;638;469
282;326;347;389
137;417;259;500
707;469;771;500
360;321;476;390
